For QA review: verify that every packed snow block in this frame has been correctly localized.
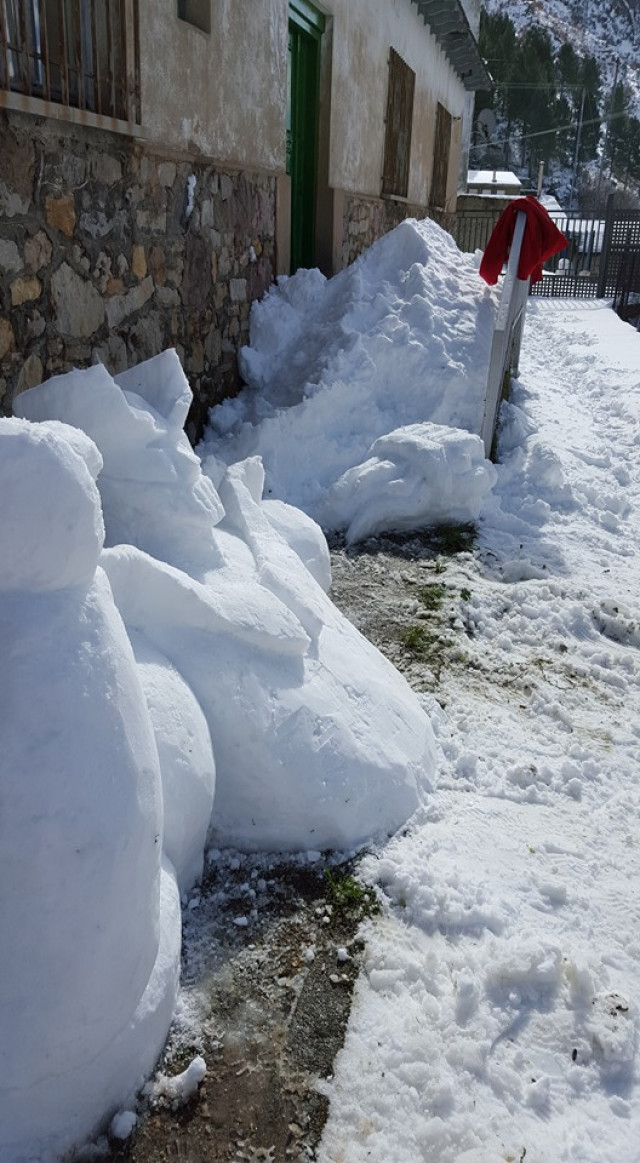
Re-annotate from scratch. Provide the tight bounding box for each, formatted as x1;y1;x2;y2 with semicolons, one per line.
101;541;310;657
322;423;497;544
15;365;310;654
131;632;216;896
201;452;333;592
218;460;326;641
0;418;105;592
103;545;436;853
262;498;332;592
115;347;193;431
0;420;179;1161
15;361;226;568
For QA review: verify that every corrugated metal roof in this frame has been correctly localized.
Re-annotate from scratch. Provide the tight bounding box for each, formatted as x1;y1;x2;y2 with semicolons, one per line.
413;0;490;91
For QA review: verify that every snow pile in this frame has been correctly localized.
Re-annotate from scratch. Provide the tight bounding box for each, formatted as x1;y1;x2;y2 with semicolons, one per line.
16;354;436;854
0;419;180;1163
202;217;498;536
5;350;438;1158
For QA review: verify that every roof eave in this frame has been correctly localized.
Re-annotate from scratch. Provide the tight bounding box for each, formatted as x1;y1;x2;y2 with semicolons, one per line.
413;0;491;91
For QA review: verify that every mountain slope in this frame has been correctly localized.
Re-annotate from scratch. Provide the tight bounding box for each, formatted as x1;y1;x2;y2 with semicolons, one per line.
483;0;640;111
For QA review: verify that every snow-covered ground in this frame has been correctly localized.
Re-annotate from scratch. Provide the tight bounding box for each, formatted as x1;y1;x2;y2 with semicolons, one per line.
318;299;640;1163
3;212;640;1161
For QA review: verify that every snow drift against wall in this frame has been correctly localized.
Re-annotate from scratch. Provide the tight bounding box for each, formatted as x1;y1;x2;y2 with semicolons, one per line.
202;217;498;538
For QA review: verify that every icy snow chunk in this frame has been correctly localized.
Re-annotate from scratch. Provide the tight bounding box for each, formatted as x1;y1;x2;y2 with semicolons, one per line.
526;441;575;508
149;1055;206;1106
109;1111;137;1141
524;1074;551;1110
218;461;327;640
320;423;497;543
101;542;309;659
485;941;563;1005
115;348;193;430
590;993;636;1068
15;359;225;567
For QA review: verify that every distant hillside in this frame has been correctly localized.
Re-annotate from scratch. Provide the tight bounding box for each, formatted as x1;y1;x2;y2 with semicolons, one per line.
482;0;640;112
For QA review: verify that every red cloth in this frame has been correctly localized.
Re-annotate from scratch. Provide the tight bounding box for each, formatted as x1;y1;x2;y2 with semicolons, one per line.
479;195;568;285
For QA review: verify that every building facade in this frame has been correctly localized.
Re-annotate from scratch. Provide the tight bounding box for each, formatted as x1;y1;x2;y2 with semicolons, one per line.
0;0;487;434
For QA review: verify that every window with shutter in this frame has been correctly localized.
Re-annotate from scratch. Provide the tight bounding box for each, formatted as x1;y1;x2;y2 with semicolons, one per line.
382;47;415;199
430;102;452;211
1;0;140;126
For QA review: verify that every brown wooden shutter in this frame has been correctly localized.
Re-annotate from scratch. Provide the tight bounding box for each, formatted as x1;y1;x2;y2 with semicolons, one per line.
430;102;452;211
382;47;415;198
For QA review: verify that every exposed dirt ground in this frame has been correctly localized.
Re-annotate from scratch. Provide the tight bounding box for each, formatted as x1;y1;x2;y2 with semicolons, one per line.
93;528;467;1163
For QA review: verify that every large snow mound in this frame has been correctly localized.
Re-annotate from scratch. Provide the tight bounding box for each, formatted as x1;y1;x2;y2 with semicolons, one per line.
16;356;436;854
201;217;498;534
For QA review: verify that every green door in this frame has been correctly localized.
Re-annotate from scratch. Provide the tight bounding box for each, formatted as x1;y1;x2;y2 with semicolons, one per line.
287;1;325;272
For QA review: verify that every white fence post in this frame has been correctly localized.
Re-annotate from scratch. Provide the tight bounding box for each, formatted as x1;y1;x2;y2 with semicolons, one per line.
481;211;530;458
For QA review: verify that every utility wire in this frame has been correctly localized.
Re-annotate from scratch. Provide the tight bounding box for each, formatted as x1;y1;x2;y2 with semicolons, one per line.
470;107;632;155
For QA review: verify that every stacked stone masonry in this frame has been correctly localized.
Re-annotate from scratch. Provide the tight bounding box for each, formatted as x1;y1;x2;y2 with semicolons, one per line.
342;194;428;268
0;113;276;437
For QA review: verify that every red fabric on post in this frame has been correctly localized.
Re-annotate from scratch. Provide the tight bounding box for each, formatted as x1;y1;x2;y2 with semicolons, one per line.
479;196;568;286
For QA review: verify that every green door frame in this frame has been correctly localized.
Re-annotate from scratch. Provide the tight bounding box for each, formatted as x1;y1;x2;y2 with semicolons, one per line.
287;1;325;273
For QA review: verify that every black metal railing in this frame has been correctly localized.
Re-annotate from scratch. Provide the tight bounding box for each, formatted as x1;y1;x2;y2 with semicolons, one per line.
450;208;607;298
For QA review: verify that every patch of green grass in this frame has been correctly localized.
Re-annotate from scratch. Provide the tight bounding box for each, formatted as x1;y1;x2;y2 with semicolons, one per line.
401;624;433;654
432;523;477;555
398;622;452;690
416;582;446;611
324;870;380;918
460;587;472;602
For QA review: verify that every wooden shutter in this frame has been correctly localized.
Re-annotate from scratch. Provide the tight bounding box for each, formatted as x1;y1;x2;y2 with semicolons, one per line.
382;47;415;198
430;102;452;211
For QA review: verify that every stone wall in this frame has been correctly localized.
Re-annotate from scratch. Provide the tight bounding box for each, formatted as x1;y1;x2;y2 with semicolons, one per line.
0;112;276;438
341;194;429;267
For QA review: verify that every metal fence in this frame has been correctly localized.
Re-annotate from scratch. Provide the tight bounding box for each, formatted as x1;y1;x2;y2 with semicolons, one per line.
451;200;640;304
451;208;605;298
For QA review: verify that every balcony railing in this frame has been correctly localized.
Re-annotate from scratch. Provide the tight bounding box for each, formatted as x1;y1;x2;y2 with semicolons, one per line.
0;0;140;127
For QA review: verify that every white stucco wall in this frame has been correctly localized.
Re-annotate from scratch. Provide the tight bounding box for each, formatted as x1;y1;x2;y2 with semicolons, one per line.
325;0;468;204
136;0;473;204
138;0;288;170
